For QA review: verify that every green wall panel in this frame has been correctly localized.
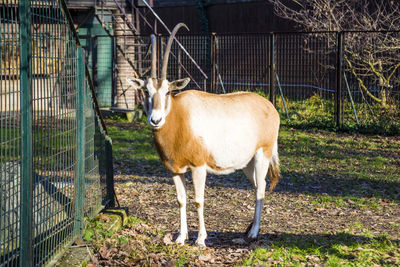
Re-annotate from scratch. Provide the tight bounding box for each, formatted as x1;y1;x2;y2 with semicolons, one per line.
79;18;113;107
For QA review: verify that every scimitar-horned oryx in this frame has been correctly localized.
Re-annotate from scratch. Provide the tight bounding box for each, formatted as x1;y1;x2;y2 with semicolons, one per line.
127;23;280;247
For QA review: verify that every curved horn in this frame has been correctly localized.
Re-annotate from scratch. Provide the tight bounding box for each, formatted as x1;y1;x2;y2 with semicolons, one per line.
150;34;157;79
161;23;189;80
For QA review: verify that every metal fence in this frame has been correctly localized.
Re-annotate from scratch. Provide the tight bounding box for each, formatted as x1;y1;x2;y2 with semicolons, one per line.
152;31;400;132
0;0;114;266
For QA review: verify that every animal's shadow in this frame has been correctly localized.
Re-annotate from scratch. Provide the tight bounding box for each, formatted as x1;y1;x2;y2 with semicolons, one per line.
115;168;400;202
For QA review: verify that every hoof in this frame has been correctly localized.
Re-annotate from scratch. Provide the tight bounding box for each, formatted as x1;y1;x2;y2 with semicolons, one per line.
247;231;258;240
195;240;206;247
175;234;187;245
245;222;259;240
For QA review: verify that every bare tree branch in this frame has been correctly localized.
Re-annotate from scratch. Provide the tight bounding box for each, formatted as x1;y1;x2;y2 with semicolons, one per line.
269;0;400;106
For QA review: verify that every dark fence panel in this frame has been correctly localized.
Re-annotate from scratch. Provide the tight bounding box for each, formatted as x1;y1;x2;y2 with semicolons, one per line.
29;3;79;265
147;31;399;132
213;34;270;94
274;32;338;127
275;33;337;101
164;34;210;91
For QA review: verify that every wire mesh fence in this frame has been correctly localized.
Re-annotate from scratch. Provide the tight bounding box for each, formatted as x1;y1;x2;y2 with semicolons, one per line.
1;1;22;266
140;31;400;134
0;0;114;265
273;32;338;127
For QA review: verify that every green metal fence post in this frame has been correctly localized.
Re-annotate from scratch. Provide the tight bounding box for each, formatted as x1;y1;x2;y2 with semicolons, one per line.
105;136;115;207
210;33;216;92
19;0;33;265
74;48;86;237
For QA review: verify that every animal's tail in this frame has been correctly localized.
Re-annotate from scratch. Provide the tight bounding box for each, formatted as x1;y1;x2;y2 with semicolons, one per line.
268;141;280;192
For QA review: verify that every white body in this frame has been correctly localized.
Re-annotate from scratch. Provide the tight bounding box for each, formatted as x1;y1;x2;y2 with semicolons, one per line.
189;94;267;174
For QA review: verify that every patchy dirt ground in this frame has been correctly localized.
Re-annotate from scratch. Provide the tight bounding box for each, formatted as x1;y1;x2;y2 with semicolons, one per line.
92;120;400;266
112;172;400;265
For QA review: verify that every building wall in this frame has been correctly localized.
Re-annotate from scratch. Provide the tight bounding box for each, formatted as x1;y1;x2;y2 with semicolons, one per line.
139;1;296;34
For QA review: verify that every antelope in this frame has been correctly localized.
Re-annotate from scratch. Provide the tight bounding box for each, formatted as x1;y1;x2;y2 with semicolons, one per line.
126;23;281;247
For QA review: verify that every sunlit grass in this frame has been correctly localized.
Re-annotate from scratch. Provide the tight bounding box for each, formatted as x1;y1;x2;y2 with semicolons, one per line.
275;94;400;135
243;231;400;266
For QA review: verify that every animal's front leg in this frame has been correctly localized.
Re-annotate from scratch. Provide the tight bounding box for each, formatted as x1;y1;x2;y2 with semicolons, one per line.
192;166;207;247
173;174;188;245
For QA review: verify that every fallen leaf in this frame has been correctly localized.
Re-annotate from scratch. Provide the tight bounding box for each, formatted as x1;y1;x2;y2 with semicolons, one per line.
199;253;212;262
163;233;174;245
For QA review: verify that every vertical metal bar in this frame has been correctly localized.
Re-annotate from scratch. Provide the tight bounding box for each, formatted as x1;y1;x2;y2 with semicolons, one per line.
335;31;343;127
158;36;163;78
210;33;216;93
268;33;275;104
264;34;268;97
112;36;117;106
343;73;359;126
105;136;115;207
19;0;33;265
177;48;182;79
276;74;290;120
75;48;85;237
135;0;141;34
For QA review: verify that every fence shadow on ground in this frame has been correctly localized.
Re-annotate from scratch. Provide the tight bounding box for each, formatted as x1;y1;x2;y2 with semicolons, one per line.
114;163;400;202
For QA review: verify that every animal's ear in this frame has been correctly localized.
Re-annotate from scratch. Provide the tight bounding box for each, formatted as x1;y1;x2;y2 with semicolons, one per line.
169;78;190;91
126;78;145;89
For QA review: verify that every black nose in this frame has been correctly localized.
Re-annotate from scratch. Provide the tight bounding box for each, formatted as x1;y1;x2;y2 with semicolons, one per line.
150;117;161;125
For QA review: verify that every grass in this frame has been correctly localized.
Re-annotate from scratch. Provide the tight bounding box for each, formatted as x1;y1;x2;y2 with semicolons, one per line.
0;126;76;169
103;113;400;266
275;94;400;135
106;117;165;175
243;231;399;266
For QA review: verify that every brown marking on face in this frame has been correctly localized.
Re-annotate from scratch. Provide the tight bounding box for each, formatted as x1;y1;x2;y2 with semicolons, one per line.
152;92;162;110
150;78;162;89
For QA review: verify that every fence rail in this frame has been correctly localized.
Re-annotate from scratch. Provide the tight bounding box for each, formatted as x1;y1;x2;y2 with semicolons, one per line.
0;0;114;265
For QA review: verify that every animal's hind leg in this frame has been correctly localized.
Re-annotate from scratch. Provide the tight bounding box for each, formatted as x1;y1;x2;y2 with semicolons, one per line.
243;157;255;187
243;158;256;234
247;148;269;239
